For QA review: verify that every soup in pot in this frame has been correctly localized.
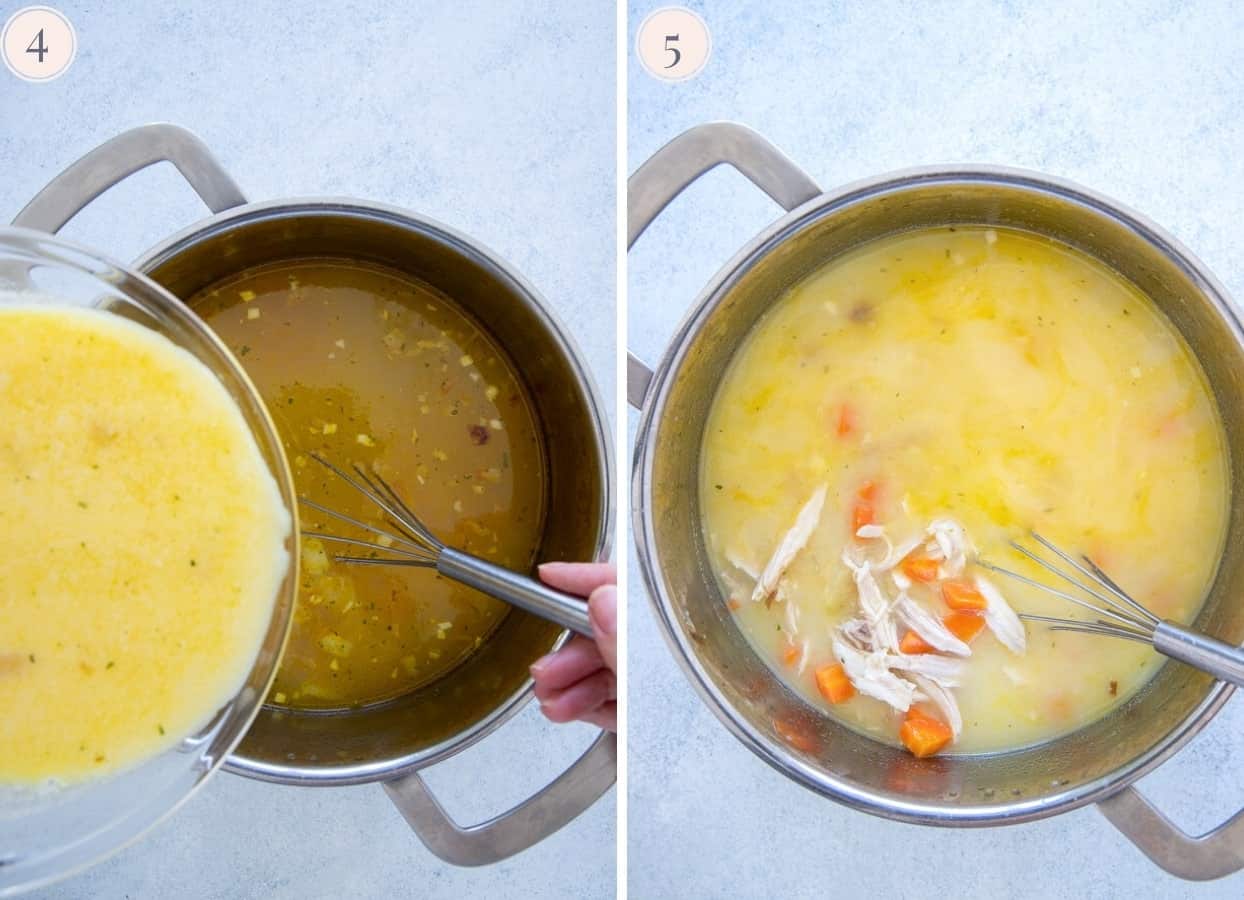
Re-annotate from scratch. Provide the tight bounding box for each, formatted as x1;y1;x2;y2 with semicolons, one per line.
193;260;546;709
701;227;1228;756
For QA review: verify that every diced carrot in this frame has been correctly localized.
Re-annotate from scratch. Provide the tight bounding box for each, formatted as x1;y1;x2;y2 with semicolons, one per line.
773;715;818;753
900;708;953;758
899;630;933;654
851;479;878;531
836;403;857;438
900;554;940;583
727;598;741;612
941;579;987;611
852;501;874;532
815;663;855;703
943;611;985;643
782;643;802;667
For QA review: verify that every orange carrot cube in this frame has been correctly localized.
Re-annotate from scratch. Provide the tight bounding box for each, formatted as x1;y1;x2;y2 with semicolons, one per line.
899;630;933;654
900;555;940;583
815;663;855;704
942;579;987;611
943;611;986;643
900;708;953;758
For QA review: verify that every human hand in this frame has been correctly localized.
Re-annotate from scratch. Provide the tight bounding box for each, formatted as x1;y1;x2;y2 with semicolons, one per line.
529;562;617;732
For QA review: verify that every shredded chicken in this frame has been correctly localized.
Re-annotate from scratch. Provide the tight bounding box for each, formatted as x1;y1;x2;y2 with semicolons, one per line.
841;553;899;652
846;525;921;572
975;574;1027;654
838;617;874;649
751;484;828;606
924;518;971;577
895;594;971;657
833;637;915;712
911;674;962;738
885;651;966;686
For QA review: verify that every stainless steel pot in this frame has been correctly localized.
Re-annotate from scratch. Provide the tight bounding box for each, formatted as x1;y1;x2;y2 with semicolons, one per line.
15;124;615;866
628;122;1244;880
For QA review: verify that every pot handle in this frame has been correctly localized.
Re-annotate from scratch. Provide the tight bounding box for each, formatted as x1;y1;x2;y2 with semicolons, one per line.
626;122;821;409
382;730;616;866
1098;785;1244;880
12;123;246;233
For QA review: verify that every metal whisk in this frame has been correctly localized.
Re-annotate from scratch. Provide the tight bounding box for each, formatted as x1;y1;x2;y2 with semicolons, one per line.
982;532;1244;687
298;454;593;636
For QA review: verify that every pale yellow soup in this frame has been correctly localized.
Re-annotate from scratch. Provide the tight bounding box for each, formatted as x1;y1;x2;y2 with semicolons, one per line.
701;227;1228;754
0;305;290;785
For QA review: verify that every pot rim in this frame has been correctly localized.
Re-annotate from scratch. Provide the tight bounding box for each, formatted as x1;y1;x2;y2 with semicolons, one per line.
632;162;1240;825
133;196;616;786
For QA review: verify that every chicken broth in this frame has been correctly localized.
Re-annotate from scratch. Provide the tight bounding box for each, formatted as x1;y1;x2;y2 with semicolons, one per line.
193;260;546;709
701;227;1228;755
0;305;289;784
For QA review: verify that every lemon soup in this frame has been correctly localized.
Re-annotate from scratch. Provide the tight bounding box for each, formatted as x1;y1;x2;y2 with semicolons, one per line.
0;305;289;784
701;227;1228;756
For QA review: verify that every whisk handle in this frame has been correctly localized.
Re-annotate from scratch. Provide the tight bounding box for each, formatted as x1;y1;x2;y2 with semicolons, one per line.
438;548;594;637
1154;621;1244;688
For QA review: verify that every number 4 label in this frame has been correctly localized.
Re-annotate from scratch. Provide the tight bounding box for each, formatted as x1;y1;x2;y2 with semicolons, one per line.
26;28;48;63
3;7;77;82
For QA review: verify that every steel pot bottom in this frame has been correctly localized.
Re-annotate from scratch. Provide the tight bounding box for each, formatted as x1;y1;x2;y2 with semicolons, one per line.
630;126;1244;862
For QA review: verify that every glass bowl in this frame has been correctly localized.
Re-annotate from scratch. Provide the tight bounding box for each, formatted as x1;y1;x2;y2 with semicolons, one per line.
0;226;298;896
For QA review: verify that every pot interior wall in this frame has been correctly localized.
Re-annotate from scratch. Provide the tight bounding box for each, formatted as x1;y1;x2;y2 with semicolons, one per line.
646;174;1244;815
142;205;607;774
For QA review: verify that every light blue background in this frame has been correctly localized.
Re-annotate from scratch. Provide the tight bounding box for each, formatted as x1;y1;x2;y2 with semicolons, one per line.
628;1;1244;897
1;1;616;898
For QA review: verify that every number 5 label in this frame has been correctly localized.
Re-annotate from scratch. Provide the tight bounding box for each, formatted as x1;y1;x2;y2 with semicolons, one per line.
3;6;76;82
637;7;711;82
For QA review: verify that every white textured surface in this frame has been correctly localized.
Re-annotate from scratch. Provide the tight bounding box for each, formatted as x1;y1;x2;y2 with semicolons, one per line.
628;1;1244;897
0;1;615;897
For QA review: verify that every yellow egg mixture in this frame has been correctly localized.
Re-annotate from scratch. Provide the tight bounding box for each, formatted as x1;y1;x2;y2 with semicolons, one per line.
0;306;290;784
702;227;1228;754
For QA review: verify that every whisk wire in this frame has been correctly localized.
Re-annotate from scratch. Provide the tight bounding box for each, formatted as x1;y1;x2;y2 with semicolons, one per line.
1028;532;1159;626
978;558;1150;634
1007;541;1151;630
345;460;443;551
304;454;430;549
298;496;428;558
296;453;595;636
301;531;438;565
986;532;1244;688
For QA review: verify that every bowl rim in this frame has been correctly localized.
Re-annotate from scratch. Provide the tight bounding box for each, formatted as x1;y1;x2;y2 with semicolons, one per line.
631;163;1241;826
130;197;617;786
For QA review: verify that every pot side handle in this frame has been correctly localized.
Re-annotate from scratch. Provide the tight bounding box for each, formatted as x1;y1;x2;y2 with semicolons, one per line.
626;122;821;409
12;123;246;233
382;730;616;866
1098;785;1244;880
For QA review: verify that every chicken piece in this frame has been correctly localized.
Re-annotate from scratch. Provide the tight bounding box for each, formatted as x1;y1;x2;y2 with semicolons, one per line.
911;673;963;739
832;636;915;712
895;594;971;657
750;484;828;606
924;518;971;577
975;574;1027;654
885;650;966;687
841;553;899;652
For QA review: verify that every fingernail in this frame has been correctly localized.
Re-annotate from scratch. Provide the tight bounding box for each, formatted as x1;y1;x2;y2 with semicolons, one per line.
589;586;617;636
530;653;554;676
